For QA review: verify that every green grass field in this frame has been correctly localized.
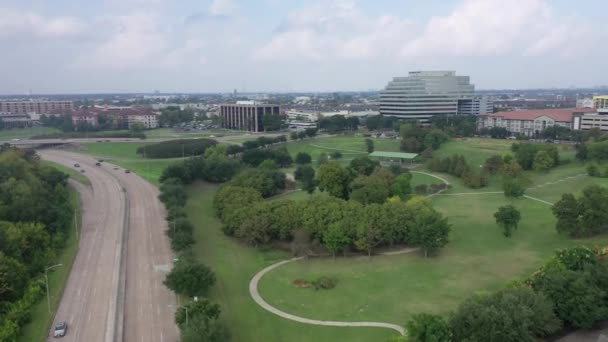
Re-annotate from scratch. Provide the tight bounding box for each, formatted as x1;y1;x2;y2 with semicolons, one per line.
185;183;398;341
259;184;608;325
18;190;81;342
0;127;61;141
78;142;179;184
281;136;401;164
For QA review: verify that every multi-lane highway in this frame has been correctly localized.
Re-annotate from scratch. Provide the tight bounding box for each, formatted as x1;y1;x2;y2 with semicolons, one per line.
40;150;178;342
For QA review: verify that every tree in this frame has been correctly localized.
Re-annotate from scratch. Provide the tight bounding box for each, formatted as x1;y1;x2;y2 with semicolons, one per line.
533;267;607;329
501;160;523;178
483;155;504;174
450;287;560;342
392;173;412;200
587;163;600;177
408;198;450;257
176;300;221;326
330;151;342;160
350;170;393;205
552;193;581;237
365;138;374;153
323;223;351;259
164;260;216;297
354;204;386;257
295;152;312;165
180;315;229;342
229;169;286;198
406;314;451;342
494;205;521;237
316;162;351;199
130;122;145;133
502;178;525;200
533;150;554;172
0;253;28;302
349;156;379;176
213;186;263;220
294;165;316;194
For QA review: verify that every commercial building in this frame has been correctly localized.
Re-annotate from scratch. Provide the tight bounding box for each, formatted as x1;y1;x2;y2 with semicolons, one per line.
593;96;608;113
219;102;280;132
0;100;73;115
71;110;99;128
458;96;494;115
0;113;32;128
478;108;597;136
379;71;475;120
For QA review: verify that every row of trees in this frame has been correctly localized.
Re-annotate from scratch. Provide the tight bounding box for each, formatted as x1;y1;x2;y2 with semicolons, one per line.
319;115;359;133
403;246;608;342
157;164;228;341
137;138;217;159
427;154;488;189
0;149;75;340
289;128;318;141
214;187;450;257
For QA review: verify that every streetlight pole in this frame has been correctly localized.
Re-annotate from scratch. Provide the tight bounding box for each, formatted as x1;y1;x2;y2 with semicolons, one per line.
45;264;63;314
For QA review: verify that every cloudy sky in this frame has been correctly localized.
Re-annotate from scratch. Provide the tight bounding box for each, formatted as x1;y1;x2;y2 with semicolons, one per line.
1;0;607;94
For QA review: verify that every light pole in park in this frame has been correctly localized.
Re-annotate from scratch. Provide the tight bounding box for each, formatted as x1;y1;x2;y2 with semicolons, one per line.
45;264;64;314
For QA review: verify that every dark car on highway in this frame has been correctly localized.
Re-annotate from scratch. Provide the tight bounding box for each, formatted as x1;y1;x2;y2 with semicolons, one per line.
53;321;67;338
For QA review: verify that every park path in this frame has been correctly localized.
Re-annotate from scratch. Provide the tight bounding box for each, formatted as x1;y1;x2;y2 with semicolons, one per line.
249;257;406;336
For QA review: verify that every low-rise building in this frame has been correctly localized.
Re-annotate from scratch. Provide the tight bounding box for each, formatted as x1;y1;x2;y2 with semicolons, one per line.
0;112;32;128
478;108;597;136
576;98;595;108
118;107;159;129
593;96;608;114
574;113;608;132
219;103;281;132
71;110;99;128
0;100;73;115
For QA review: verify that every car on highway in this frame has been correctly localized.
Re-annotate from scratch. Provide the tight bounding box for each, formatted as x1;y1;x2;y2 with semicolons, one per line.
95;162;101;166
53;321;67;338
125;169;131;174
11;138;20;141
113;167;119;170
74;163;80;168
81;169;86;173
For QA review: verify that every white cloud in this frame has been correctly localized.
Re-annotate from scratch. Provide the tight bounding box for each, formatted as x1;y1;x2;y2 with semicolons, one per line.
0;8;85;39
400;0;589;57
209;0;238;17
254;0;412;62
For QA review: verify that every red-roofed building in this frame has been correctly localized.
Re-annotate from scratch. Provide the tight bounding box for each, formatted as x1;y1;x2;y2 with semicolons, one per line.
71;109;99;128
478;108;597;136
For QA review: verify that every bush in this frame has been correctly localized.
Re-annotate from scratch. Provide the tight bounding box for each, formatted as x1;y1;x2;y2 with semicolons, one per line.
414;184;428;195
137;139;216;159
159;178;188;208
295;152;312;164
241;147;293;167
311;277;337;290
164;260;216;297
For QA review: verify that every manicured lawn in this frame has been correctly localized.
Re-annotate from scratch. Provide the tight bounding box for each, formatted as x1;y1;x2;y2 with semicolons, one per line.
78;142;179;184
0;127;60;141
281;136;401;164
42;160;90;185
257;176;608;325
432;138;514;168
185;183;397;341
18;190;81;342
411;172;444;187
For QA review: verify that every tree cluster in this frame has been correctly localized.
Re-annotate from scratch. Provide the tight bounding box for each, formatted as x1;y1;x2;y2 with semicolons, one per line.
400;124;450;153
478;126;510;139
137;139;217;159
319;115;359;133
241;147;293;168
176;299;229;342
228;167;287;198
586;163;608;178
159;106;195;127
0;149;75;340
430;115;478;137
510;142;559;171
427;154;488;189
552;185;608;237
365;115;399;131
214;187;450;258
289;129;318;141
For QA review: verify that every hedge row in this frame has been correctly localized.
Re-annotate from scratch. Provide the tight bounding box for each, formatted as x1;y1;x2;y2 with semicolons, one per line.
138;139;217;159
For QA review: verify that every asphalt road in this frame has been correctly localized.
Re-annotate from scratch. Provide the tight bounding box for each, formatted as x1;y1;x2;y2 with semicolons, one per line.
40;150;178;342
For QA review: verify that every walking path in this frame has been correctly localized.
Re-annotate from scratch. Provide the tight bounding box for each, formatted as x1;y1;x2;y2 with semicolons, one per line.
249;248;423;336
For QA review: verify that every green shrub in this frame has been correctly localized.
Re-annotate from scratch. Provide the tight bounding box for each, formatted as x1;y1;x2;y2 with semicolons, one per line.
137;139;216;159
311;277;337;290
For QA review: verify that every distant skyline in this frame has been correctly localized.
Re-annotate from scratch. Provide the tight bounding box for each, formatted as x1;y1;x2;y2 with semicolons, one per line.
1;0;607;94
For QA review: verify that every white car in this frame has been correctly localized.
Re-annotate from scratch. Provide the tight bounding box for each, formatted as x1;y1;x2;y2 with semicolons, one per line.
53;321;67;338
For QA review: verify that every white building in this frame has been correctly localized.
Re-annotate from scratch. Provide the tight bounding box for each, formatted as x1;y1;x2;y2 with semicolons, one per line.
458;96;494;115
594;96;608;114
380;71;475;120
478;109;597;136
576;98;594;108
286;110;318;122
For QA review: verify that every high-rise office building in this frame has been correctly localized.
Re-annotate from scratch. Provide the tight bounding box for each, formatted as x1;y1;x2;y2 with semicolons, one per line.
0;100;73;114
379;71;477;120
219;101;280;132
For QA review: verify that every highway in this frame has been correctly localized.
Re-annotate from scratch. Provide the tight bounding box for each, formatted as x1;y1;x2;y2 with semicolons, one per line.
40;150;178;342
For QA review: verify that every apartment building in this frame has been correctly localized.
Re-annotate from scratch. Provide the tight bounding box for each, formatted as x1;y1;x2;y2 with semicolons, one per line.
219;102;280;132
478;108;597;136
71;110;99;128
118;107;159;129
379;71;475;121
0;100;73;114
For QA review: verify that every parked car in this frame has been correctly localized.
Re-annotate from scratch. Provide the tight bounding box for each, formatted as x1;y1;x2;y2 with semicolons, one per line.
53;321;67;338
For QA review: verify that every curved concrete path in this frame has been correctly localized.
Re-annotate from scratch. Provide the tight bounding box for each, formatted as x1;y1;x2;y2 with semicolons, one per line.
249;257;406;335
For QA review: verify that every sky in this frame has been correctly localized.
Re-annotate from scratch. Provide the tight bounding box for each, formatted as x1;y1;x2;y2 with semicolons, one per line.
0;0;607;94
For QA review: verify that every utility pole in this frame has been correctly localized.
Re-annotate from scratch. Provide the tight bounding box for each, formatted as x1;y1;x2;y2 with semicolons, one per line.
45;264;63;314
